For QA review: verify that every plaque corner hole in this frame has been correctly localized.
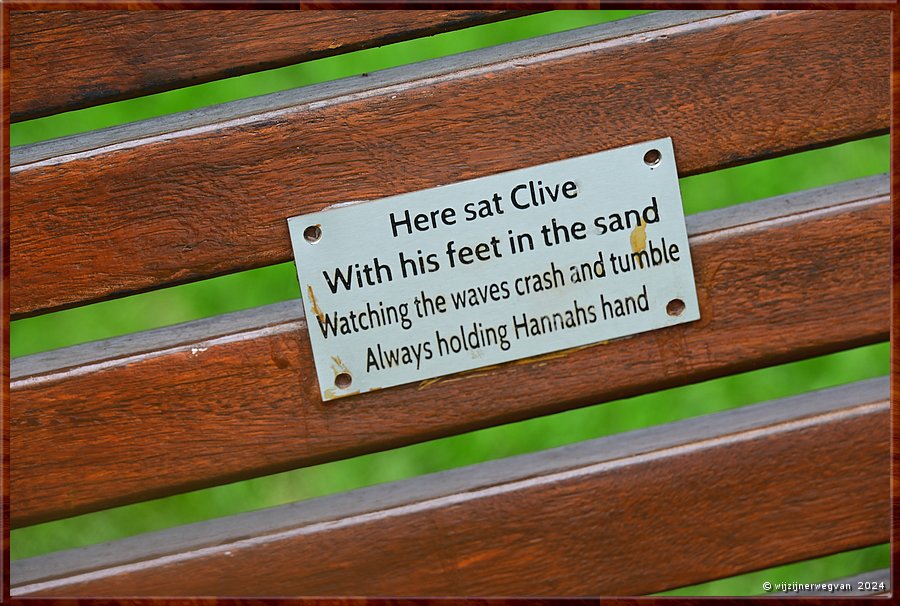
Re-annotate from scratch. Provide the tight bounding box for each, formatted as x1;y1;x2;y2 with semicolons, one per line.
335;372;353;390
304;225;322;244
643;148;661;167
666;298;685;317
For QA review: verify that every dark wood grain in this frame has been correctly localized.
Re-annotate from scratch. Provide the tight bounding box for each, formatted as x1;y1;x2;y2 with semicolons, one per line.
892;9;900;606
2;0;12;587
10;10;529;122
10;377;890;596
9;9;889;318
10;176;890;528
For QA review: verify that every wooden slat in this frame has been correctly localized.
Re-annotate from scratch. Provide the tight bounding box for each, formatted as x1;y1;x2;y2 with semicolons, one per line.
10;175;890;528
9;9;889;318
10;10;529;122
11;378;890;596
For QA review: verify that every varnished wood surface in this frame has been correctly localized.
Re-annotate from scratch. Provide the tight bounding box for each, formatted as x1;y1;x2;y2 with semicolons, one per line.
10;176;890;528
11;377;890;596
892;8;900;606
9;9;890;318
10;10;528;122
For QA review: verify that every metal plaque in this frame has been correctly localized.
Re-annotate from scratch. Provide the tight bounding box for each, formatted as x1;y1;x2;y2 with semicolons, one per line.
288;137;700;401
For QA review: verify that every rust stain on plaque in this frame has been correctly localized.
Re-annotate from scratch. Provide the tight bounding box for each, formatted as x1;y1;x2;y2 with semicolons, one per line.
307;285;325;324
630;218;647;253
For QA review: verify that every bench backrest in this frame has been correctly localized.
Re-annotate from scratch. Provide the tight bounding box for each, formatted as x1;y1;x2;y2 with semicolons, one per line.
9;8;891;596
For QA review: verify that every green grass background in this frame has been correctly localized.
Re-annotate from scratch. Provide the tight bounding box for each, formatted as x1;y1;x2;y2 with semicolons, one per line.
10;10;890;596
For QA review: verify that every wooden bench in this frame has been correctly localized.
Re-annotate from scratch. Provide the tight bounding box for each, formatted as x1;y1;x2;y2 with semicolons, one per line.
9;9;891;596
